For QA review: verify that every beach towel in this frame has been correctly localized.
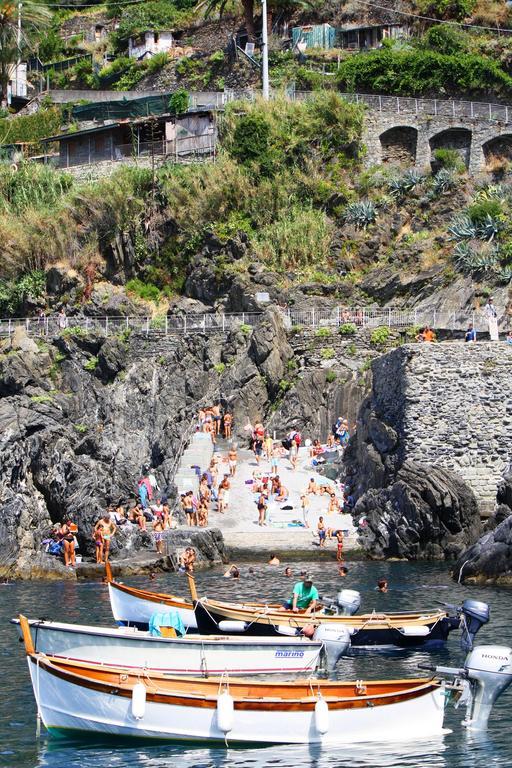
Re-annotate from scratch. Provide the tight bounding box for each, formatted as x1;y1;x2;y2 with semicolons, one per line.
149;610;185;637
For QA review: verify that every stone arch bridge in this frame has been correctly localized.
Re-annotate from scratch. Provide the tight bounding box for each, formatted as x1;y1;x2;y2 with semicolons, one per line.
354;94;512;174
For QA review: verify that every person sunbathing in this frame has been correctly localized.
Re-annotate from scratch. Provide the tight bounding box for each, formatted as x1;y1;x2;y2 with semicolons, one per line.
307;478;319;495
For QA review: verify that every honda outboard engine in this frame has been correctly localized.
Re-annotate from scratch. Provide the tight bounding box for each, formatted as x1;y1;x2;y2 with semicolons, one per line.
459;599;490;652
436;645;512;731
313;624;351;671
336;590;361;616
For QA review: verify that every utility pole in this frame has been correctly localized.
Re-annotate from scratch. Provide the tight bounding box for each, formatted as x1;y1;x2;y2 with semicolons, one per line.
12;2;22;104
261;0;269;100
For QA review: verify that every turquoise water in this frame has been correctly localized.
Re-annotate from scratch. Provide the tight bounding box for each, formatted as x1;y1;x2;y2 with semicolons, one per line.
2;560;512;768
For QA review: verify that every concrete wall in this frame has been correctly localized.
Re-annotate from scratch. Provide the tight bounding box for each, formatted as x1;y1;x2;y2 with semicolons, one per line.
372;343;512;514
364;112;512;174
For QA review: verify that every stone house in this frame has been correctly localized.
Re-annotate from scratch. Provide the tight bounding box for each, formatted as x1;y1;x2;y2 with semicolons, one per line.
128;30;175;60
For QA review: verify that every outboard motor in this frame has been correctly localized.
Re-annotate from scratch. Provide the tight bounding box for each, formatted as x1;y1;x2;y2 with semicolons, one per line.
436;645;512;731
336;590;361;616
459;599;490;652
313;624;351;671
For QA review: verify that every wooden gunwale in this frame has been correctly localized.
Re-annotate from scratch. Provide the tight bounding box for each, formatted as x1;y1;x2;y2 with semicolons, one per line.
29;654;440;712
110;581;448;627
199;600;447;629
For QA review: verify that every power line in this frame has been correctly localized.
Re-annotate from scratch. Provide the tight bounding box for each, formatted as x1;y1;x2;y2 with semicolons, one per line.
351;0;512;34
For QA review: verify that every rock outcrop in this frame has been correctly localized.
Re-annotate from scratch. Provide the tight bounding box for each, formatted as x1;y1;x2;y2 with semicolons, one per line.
452;472;512;584
343;344;497;560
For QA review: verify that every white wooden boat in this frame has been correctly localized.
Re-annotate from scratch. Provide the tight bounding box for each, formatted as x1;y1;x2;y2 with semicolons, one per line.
12;617;326;675
20;612;512;744
21;635;446;745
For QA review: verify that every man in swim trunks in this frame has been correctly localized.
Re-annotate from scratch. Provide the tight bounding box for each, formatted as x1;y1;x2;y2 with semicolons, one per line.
94;515;116;563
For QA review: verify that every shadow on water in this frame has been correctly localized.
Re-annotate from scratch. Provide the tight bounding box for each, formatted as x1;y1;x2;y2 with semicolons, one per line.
2;560;512;767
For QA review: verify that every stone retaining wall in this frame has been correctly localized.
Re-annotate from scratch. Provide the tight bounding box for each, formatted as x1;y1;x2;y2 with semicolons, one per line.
372;343;512;514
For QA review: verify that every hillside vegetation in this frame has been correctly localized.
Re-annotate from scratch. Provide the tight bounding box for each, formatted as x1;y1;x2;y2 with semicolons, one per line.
1;92;511;317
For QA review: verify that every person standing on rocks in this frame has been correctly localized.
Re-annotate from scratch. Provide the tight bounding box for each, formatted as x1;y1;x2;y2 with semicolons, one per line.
57;308;68;331
212;403;222;435
93;515;116;564
484;297;499;341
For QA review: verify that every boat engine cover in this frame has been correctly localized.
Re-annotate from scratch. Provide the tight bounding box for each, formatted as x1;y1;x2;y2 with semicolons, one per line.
336;590;361;616
465;645;512;675
462;645;512;731
460;600;490;652
313;624;351;669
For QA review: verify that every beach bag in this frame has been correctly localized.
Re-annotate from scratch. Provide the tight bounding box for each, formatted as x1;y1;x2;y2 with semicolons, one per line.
48;541;63;556
294;432;302;446
282;438;292;450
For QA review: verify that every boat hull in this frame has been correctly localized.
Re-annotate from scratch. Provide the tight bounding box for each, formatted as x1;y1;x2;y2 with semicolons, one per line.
193;602;458;650
28;657;447;746
14;619;324;675
108;582;197;630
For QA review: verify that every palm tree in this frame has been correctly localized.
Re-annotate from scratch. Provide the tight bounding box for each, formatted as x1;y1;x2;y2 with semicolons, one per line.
199;0;257;40
0;1;51;105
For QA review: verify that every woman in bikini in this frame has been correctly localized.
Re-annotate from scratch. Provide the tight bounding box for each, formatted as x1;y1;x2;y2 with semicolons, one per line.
153;518;165;554
94;515;116;563
58;520;77;568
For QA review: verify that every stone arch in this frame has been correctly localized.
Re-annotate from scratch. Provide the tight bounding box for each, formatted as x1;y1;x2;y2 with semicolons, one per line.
379;126;418;166
429;127;472;171
482;134;512;168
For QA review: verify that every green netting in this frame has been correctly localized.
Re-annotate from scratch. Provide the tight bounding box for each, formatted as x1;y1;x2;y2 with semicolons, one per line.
72;95;173;122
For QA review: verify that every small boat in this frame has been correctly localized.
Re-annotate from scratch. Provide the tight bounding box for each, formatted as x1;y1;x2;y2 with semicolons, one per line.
108;576;490;652
17;628;441;743
18;617;512;744
11;617;338;675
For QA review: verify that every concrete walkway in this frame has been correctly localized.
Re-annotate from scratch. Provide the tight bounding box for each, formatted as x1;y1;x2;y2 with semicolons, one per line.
204;440;358;558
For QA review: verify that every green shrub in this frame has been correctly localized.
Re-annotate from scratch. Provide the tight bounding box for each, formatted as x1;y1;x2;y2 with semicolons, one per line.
83;356;99;371
214;362;226;374
433;148;465;172
417;0;476;21
336;47;512;99
321;347;335;359
315;326;331;337
126;278;161;302
74;423;88;433
0;163;73;215
169;88;190;115
0;106;62;149
325;369;337;383
0;270;45;315
370;326;391;346
254;206;333;270
278;378;292;394
422;24;465;55
339;322;357;335
30;394;52;404
467;199;502;225
239;323;253;335
111;2;187;50
61;326;87;337
150;315;166;329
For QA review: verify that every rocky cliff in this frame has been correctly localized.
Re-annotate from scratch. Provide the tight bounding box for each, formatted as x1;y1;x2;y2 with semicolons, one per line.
344;343;511;560
0;307;380;577
452;472;512;584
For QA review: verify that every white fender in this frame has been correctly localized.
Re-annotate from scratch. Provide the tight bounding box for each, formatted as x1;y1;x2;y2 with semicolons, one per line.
218;620;248;633
315;696;329;734
399;625;430;637
131;682;146;720
276;625;299;637
217;691;234;734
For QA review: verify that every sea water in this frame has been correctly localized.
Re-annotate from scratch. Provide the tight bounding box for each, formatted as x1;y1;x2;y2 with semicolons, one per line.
2;560;511;768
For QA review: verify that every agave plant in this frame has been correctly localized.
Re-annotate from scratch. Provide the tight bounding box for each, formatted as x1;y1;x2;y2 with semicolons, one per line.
344;200;377;229
453;241;500;274
388;169;425;199
496;264;512;283
429;168;457;198
448;214;476;241
475;214;501;242
473;184;507;203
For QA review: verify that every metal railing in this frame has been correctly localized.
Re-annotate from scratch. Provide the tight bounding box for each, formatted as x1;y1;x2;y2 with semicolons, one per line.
188;89;512;125
0;306;509;338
